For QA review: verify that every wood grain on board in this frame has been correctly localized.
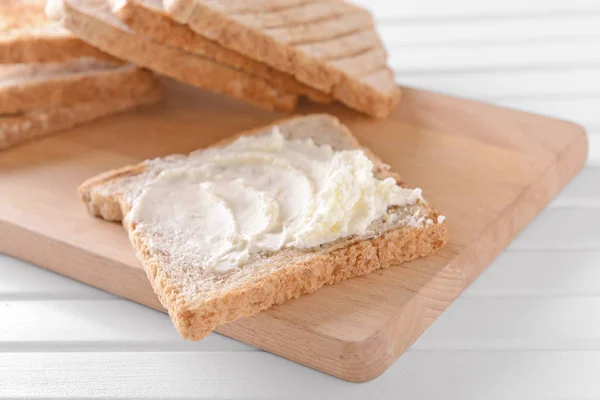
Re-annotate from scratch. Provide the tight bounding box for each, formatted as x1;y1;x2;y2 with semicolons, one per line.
0;80;587;381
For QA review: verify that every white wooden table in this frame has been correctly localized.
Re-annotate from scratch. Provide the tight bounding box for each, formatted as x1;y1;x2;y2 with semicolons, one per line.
2;1;600;398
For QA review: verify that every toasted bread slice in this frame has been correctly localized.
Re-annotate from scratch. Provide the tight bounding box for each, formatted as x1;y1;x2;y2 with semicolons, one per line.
0;0;117;64
78;114;447;340
164;0;399;118
0;83;161;150
0;59;158;114
47;0;298;113
112;0;331;104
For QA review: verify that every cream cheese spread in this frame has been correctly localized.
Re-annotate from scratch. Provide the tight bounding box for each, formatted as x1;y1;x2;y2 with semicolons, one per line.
129;128;424;273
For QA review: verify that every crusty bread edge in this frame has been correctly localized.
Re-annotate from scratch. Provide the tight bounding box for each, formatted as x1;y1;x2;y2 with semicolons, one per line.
79;163;148;221
0;64;158;115
138;207;446;340
113;0;332;104
0;82;161;150
49;0;298;113
165;0;400;118
0;33;119;64
78;114;445;340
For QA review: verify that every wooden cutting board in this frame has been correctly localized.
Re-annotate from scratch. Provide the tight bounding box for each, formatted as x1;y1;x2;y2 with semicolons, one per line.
0;80;587;382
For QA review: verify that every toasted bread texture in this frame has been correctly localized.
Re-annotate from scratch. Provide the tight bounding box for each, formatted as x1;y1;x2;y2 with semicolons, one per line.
47;0;298;113
78;114;447;340
0;82;161;149
164;0;400;118
112;0;331;104
0;59;158;114
0;0;117;63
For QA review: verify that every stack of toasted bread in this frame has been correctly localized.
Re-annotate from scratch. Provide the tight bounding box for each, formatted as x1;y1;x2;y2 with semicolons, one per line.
47;0;399;117
0;0;161;149
1;0;400;148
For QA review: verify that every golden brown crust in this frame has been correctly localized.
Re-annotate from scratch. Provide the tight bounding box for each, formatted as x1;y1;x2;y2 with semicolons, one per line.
0;0;117;64
1;0;55;32
78;114;446;340
51;0;298;113
0;35;120;64
165;0;400;118
79;163;149;221
168;216;446;340
114;0;332;104
0;63;157;114
0;82;161;150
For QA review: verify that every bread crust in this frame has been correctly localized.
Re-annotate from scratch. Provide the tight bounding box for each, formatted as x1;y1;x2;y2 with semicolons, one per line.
132;204;446;340
0;61;157;114
0;82;161;149
0;34;120;64
0;0;117;64
114;0;332;103
164;0;400;117
49;0;298;112
78;114;447;340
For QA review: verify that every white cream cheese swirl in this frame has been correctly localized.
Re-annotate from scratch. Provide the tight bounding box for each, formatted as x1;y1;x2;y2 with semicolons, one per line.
129;128;424;273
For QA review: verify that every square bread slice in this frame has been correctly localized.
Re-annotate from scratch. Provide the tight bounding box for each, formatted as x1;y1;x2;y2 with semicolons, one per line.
164;0;400;118
0;0;117;64
0;59;158;114
47;0;298;113
112;0;332;104
78;114;447;340
0;84;161;150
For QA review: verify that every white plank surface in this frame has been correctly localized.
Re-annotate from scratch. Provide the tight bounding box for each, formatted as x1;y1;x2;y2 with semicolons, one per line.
379;16;600;45
2;0;600;398
0;299;255;352
2;352;600;400
389;39;600;72
463;251;600;297
0;255;114;299
589;134;600;166
354;0;600;19
550;168;600;207
509;208;600;250
399;68;600;99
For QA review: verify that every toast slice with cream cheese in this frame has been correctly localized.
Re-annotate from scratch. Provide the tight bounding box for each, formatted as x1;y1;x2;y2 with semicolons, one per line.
78;114;447;340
